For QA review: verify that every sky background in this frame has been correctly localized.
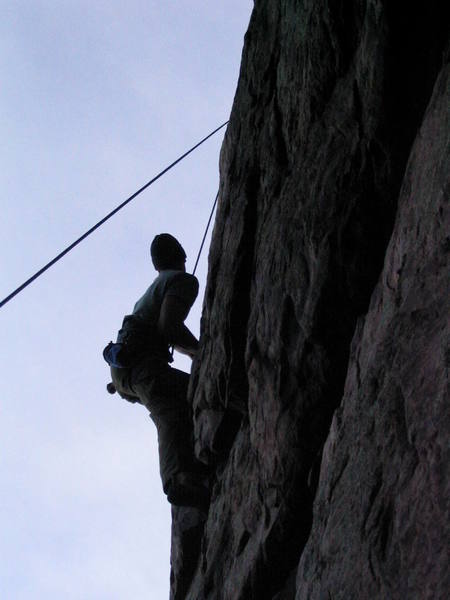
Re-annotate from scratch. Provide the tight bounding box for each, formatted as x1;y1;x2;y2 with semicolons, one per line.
0;2;253;598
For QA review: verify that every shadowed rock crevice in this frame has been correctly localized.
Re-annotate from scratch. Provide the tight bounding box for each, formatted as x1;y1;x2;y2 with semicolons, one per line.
226;166;260;416
170;2;449;598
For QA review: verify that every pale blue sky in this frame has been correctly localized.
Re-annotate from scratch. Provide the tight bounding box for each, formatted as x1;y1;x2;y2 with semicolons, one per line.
0;2;253;598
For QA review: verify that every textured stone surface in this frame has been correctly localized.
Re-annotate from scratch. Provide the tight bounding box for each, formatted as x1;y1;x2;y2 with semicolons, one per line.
170;2;449;598
296;59;450;600
170;507;206;600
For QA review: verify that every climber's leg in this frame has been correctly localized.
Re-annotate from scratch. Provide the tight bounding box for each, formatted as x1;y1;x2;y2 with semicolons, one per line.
133;365;209;507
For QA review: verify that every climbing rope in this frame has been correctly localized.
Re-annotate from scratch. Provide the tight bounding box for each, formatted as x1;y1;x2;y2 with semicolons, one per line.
192;191;219;276
0;121;228;309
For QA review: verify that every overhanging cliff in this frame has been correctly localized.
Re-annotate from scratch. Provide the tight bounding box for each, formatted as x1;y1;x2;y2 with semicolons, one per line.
171;2;449;598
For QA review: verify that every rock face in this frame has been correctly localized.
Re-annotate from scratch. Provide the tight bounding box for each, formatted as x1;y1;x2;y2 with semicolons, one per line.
170;2;449;599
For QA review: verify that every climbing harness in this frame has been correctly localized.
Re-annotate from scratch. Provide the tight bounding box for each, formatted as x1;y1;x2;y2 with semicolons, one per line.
1;121;228;309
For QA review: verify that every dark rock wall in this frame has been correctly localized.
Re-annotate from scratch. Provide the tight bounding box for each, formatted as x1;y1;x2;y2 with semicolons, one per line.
295;59;450;600
170;2;449;599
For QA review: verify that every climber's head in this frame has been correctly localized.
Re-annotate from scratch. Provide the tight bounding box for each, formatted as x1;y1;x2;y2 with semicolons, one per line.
150;233;187;272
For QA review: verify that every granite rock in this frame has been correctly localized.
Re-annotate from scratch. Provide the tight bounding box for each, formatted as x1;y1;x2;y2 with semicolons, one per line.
170;2;449;598
295;57;450;600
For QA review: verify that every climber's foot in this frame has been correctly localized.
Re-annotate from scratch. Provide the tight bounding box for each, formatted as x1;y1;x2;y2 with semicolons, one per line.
166;472;210;511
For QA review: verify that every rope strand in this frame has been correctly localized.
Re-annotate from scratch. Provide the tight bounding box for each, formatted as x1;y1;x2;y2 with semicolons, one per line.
1;121;228;309
192;191;219;276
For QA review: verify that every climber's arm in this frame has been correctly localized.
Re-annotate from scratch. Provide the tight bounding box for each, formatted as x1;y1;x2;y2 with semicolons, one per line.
158;295;199;358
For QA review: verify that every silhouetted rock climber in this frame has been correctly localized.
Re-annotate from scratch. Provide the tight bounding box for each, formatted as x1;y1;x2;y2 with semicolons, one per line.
104;234;209;510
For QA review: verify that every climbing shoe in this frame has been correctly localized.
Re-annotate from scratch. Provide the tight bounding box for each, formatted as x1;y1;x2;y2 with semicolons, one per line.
166;472;210;511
